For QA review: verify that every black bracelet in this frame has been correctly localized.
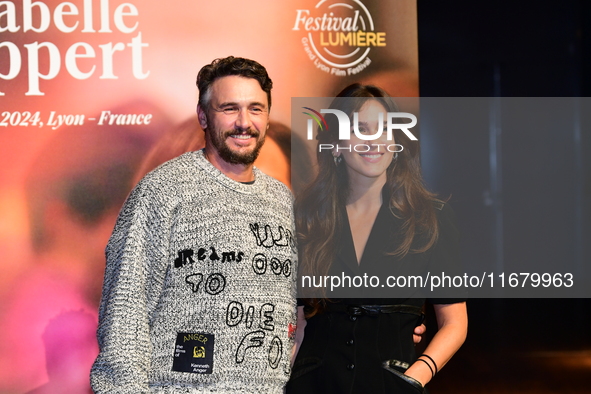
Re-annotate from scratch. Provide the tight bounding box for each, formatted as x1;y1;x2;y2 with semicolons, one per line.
416;358;434;378
419;354;438;375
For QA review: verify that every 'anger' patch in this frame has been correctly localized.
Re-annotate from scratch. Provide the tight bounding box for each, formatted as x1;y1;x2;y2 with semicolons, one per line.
172;332;214;374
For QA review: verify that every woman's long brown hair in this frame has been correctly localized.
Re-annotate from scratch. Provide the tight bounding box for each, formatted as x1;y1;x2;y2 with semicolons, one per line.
295;84;442;317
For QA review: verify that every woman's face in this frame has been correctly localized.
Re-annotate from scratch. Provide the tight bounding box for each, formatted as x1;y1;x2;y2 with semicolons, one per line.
336;99;394;184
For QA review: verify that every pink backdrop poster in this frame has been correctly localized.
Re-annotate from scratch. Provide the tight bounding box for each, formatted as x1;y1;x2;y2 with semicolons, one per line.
0;1;417;392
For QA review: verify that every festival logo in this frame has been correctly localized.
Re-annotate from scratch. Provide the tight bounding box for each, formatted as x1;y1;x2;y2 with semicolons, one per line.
292;0;385;76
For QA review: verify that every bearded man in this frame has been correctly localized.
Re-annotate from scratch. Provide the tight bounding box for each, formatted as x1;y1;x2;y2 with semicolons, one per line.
91;57;297;393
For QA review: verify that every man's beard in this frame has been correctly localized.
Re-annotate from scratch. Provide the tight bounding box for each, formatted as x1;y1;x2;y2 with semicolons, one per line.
208;128;265;165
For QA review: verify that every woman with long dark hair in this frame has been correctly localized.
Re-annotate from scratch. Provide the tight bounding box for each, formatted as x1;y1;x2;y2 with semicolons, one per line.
287;84;467;393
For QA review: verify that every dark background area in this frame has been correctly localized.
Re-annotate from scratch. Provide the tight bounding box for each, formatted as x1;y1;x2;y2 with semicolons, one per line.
417;1;591;392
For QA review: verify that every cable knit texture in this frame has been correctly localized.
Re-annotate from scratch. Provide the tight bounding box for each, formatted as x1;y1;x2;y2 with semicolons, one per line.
91;150;297;393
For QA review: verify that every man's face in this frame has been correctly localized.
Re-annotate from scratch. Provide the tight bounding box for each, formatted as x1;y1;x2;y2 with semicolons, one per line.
198;75;269;165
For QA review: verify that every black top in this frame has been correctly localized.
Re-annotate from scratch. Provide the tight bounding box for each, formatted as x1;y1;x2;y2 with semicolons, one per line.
298;187;465;302
289;190;465;394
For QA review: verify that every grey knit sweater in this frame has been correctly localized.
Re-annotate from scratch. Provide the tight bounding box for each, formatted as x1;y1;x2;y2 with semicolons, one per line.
91;150;297;393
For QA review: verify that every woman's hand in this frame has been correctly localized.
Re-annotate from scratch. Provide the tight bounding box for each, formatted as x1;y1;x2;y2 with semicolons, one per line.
291;306;307;367
413;323;426;344
404;302;468;386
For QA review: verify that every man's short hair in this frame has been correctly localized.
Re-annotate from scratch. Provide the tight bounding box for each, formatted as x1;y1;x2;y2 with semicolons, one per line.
196;56;273;110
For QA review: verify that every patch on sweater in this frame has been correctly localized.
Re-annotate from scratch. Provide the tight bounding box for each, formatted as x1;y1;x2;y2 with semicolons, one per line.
172;332;214;374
